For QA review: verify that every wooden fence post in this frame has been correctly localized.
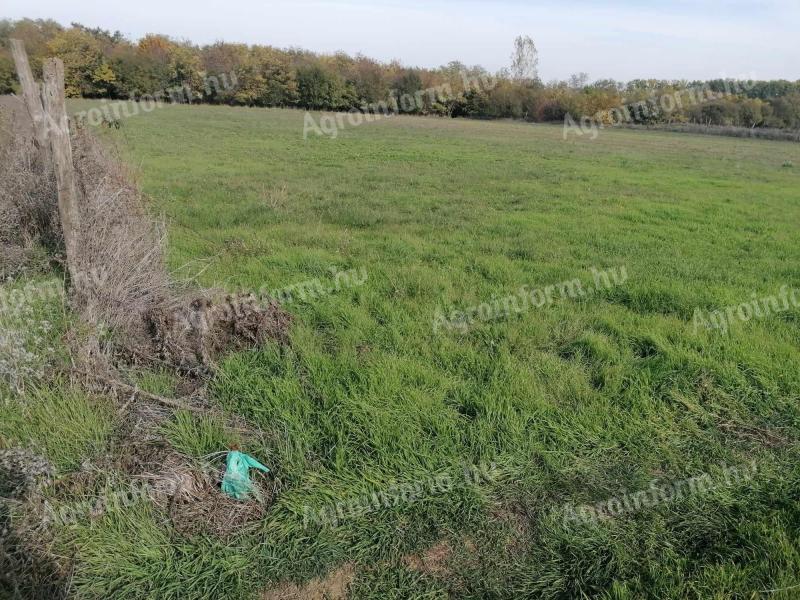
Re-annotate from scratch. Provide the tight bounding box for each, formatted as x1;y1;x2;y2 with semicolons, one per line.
9;39;50;165
40;58;82;283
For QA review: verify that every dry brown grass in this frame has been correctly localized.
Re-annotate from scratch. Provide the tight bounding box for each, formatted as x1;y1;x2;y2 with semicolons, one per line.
0;448;54;499
0;99;293;594
0;448;68;600
115;443;271;539
0;131;59;277
260;182;289;210
148;293;292;375
69;127;173;348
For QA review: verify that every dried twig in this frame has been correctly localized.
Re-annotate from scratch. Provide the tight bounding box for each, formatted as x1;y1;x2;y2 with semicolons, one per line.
72;368;209;414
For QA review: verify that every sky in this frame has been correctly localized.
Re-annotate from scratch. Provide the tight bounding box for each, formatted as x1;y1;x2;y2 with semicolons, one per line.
3;0;799;82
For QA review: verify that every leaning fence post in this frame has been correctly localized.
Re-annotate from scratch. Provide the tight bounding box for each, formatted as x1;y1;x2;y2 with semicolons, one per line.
9;39;50;165
41;58;82;283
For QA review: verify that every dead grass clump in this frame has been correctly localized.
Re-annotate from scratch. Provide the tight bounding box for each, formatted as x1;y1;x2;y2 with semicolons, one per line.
0;132;59;277
0;245;34;279
0;448;55;500
140;451;210;505
260;183;289;210
718;420;791;449
167;479;269;540
0;512;68;600
132;449;270;539
148;293;293;375
0;448;67;600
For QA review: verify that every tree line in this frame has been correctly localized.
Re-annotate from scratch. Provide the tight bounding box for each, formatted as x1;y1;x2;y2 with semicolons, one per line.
1;18;799;130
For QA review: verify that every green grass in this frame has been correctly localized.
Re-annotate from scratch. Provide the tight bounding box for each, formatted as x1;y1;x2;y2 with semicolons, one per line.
0;384;116;472
55;502;254;600
160;410;241;459
35;101;800;597
0;276;115;473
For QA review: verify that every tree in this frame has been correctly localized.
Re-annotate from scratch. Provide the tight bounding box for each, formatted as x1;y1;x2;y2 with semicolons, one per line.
738;98;764;128
698;103;728;126
510;35;538;85
91;61;117;96
297;64;345;110
0;18;63;75
767;94;800;128
229;48;295;107
260;55;298;106
167;43;204;101
70;22;125;45
484;79;536;119
128;34;175;96
353;55;389;105
2;16;797;131
201;42;248;104
46;28;106;96
105;43;149;99
568;72;590;89
393;69;423;113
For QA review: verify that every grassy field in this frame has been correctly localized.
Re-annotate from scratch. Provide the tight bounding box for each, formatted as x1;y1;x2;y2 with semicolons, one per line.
4;100;800;599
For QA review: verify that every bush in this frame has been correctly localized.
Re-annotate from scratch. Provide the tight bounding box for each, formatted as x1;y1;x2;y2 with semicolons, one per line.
0;55;16;94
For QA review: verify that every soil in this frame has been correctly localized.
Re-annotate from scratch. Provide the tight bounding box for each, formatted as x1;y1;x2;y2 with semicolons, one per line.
403;540;453;576
261;563;356;600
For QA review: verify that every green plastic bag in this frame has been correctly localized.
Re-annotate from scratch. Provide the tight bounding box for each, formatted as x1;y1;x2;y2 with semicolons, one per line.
221;451;270;500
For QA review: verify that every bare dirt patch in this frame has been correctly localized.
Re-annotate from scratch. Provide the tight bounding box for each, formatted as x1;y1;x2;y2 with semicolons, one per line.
261;562;356;600
490;503;533;554
403;540;453;576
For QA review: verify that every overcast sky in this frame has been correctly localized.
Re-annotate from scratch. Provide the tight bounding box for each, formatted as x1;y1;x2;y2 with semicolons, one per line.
4;0;799;81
